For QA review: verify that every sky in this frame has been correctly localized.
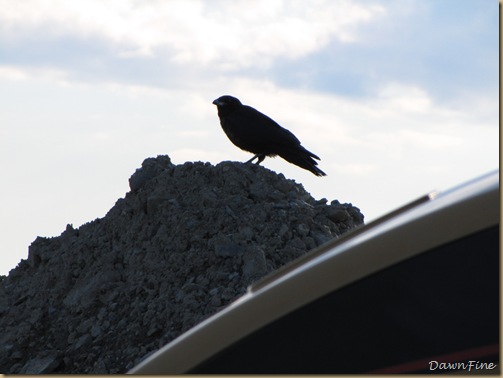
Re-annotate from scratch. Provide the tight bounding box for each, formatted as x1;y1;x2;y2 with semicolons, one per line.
0;0;499;276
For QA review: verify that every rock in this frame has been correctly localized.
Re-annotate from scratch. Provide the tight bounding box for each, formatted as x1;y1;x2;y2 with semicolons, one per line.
242;246;267;282
129;155;174;191
0;155;364;373
214;240;244;257
20;355;60;374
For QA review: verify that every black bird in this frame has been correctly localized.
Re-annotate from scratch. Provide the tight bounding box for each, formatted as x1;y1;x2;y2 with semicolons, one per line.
212;95;326;176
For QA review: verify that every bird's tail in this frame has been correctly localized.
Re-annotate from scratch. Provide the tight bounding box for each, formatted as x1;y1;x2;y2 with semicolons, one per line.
278;146;326;177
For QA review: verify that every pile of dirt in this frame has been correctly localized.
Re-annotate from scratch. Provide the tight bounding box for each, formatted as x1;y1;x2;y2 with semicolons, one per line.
0;155;364;373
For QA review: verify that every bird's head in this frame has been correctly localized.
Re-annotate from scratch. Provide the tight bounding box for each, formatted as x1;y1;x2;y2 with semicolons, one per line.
212;95;242;108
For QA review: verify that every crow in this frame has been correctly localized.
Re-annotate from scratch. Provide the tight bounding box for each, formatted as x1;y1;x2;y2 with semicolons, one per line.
212;95;326;176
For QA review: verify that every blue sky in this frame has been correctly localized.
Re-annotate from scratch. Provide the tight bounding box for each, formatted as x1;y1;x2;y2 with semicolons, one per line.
0;0;498;275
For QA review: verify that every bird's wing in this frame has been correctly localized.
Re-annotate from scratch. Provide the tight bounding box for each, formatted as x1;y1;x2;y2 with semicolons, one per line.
226;105;301;147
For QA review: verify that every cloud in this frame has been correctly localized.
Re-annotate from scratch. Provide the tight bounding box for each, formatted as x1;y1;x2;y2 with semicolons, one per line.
0;64;69;83
1;0;495;108
0;0;385;69
376;83;432;114
170;148;228;164
0;66;29;81
333;163;376;176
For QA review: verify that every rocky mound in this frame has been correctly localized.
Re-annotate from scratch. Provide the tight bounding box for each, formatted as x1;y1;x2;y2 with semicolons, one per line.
0;155;364;374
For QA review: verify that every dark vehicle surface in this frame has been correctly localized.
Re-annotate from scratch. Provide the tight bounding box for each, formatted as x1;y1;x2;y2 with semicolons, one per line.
130;170;499;374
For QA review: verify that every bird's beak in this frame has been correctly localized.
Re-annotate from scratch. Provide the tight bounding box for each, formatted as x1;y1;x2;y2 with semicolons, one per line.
212;99;220;106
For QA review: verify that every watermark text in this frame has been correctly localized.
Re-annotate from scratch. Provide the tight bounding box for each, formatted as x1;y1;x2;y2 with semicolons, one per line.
429;360;497;372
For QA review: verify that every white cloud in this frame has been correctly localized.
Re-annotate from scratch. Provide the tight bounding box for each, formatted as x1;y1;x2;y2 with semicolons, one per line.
0;66;29;81
398;129;463;150
176;130;211;138
333;163;376;175
0;64;69;83
0;0;385;68
170;148;228;164
376;83;433;114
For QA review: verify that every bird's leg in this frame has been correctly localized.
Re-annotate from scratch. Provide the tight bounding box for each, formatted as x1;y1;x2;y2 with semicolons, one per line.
255;154;265;165
246;153;265;165
245;155;258;164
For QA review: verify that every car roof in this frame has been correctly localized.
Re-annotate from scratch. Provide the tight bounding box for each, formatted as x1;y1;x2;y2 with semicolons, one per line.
130;170;499;374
